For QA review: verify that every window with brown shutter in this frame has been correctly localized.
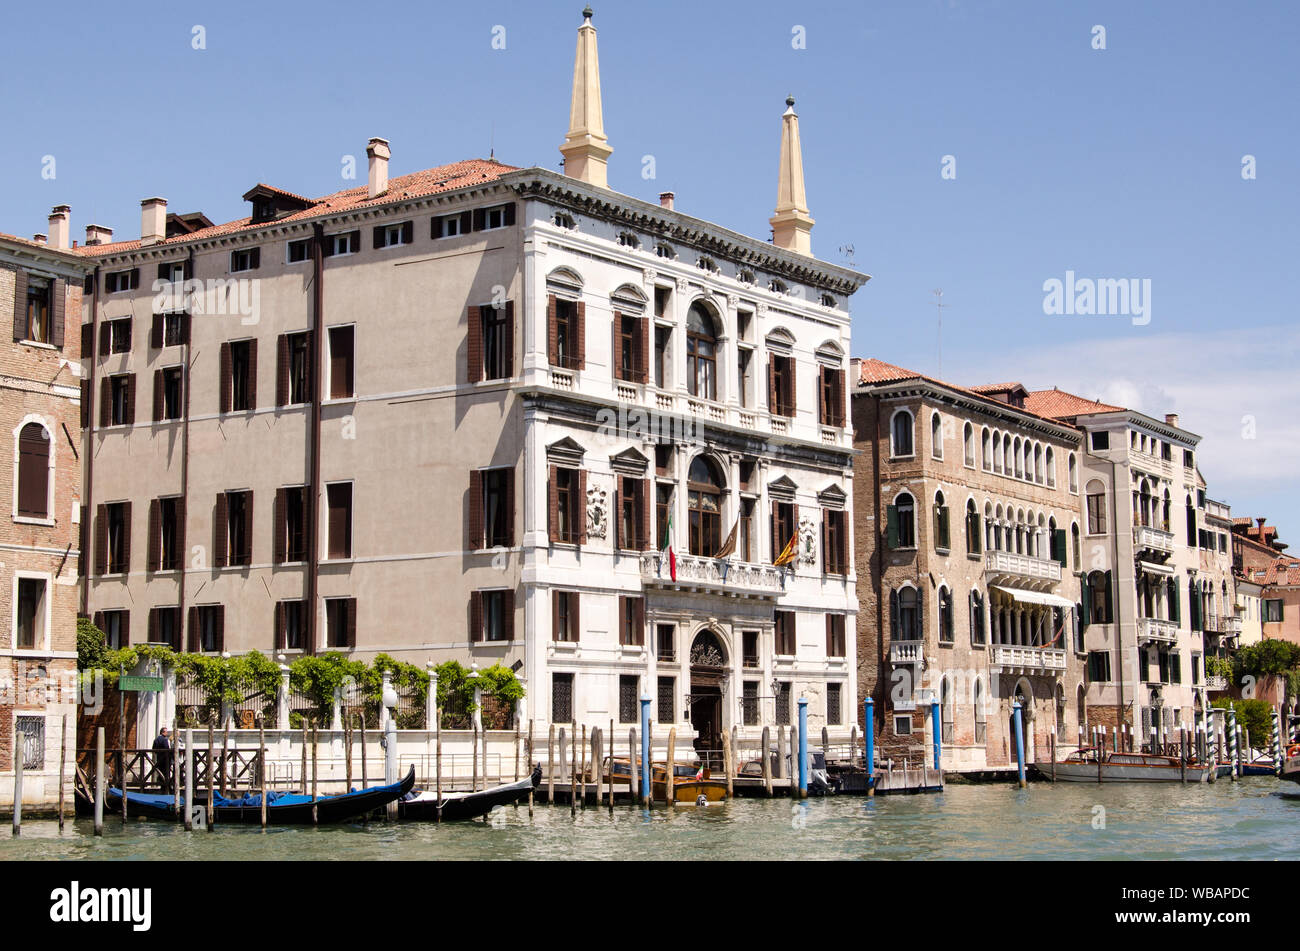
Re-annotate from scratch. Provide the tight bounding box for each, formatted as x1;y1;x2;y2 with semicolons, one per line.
80;323;93;358
470;590;483;643
771;501;796;563
160;497;182;571
12;268;28;342
277;331;311;405
466;305;483;383
550;466;583;545
50;279;65;348
276;485;308;563
16;423;50;518
826;614;845;657
147;499;161;571
823;509;847;575
468;469;483;549
150;314;164;350
95;504;108;575
775;610;796;656
227;339;255;411
553;590;580;642
328;325;354;399
103;501;130;574
326;483;352;559
619;595;645;646
326;597;355;648
549;297;584;370
481;301;512;380
213;492;229;568
223;491;252;566
770;354;795;417
219;342;232;413
819;366;845;426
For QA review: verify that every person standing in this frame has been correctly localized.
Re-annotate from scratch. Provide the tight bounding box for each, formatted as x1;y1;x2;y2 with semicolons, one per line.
153;727;174;792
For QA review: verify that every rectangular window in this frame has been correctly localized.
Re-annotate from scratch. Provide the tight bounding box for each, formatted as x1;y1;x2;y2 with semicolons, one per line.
819;366;845;426
739;498;754;562
657;677;675;724
656;483;673;550
1087;650;1112;682
1191;653;1201;686
553;297;579;369
16;578;46;649
160;366;183;420
617;476;646;551
481;302;512;380
196;605;224;653
228;339;255;412
161;313;186;348
225;490;252;566
280;486;308;562
823;509;848;574
742;630;759;668
772;501;795;563
151;606;181;651
326;231;361;256
553;590;579;642
97;610;129;649
770;354;794;417
278;600;307;651
106;502;130;574
374;221;412;248
656;623;675;662
109;374;133;425
476;203;512;231
553;467;581;544
287;239;310;263
738;348;753;408
742;681;759;726
826;684;842;726
894;715;912;736
775;611;795;656
230;248;260;272
619;595;645;646
654;326;670;388
433;213;466;238
552;672;574;724
285;332;311;405
775;681;791;726
1086;492;1107;535
619;675;639;723
326;597;356;648
15;716;45;770
483;468;512;548
1091;431;1110;451
1264;599;1284;623
327;326;355;399
25;280;51;343
326;483;353;559
106;269;138;294
616;313;638;382
825;614;846;657
159;497;181;571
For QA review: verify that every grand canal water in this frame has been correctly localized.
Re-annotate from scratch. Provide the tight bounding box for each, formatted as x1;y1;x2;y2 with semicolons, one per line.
5;779;1298;861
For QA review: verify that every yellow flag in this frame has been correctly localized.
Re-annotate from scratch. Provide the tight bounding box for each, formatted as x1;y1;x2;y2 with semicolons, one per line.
774;532;797;567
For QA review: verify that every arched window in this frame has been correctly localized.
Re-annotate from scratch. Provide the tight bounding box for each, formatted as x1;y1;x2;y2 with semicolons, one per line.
17;422;51;519
891;410;914;457
963;421;974;467
687;456;724;556
1002;435;1012;475
1162;489;1171;533
974;679;987;743
1087;570;1111;624
686;303;718;400
1068;453;1078;493
1045;447;1056;487
966;499;980;555
938;586;953;642
981;427;991;471
1055;684;1066;741
1086;479;1107;534
933;490;949;551
898;586;920;639
1071;523;1081;567
893;492;916;548
992;432;1002;473
940;677;954;742
969;589;985;645
1013;437;1023;479
931;412;943;459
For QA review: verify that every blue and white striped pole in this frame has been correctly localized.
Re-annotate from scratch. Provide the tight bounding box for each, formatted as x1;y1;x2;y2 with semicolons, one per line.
1012;701;1027;788
931;700;942;770
864;697;875;796
639;695;651;808
1273;707;1283;776
797;697;808;798
1227;706;1238;779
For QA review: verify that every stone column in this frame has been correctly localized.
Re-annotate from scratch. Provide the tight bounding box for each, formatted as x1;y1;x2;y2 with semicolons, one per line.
277;661;290;731
425;662;438;731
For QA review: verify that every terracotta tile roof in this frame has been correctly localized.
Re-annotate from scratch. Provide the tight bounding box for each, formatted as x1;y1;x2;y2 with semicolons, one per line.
75;158;519;257
0;231;92;263
968;382;1024;394
1023;387;1125;419
1252;558;1300;586
855;358;1076;429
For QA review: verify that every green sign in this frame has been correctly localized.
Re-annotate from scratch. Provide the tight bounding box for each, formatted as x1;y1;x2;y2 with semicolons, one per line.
119;675;164;693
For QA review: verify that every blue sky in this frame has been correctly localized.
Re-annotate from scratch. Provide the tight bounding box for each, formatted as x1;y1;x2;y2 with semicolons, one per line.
4;0;1298;540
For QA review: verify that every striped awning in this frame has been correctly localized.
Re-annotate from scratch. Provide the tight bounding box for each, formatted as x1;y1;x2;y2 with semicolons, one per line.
990;585;1075;608
1138;560;1176;576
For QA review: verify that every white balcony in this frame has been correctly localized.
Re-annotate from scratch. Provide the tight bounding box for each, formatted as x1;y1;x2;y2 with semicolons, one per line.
890;640;924;666
1205;674;1229;692
984;550;1062;583
1222;616;1243;636
1133;525;1175;555
639;551;784;598
989;645;1067;676
1137;616;1178;644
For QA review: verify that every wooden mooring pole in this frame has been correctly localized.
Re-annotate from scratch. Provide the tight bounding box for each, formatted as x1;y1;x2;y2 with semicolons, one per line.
311;727;319;825
207;722;216;830
547;724;556;805
259;721;268;830
94;727;105;836
761;725;772;797
665;727;676;806
57;712;68;832
526;718;533;818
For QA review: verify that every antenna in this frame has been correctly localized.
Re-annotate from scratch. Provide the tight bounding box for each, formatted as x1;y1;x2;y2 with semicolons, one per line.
838;243;856;268
489;121;495;161
932;289;946;377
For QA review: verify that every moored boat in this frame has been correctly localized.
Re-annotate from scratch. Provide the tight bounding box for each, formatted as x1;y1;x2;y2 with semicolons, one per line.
1281;744;1300;785
1034;748;1212;783
399;766;541;821
651;762;727;803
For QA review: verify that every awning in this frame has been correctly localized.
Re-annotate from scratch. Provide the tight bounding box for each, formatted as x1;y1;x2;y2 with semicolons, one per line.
1138;560;1176;576
991;585;1076;608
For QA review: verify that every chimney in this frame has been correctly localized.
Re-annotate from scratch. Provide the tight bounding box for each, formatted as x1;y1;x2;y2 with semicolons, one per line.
770;96;815;256
47;205;71;249
559;7;613;188
1165;412;1180;428
366;137;391;199
85;224;113;246
32;235;47;245
141;197;167;245
659;191;675;210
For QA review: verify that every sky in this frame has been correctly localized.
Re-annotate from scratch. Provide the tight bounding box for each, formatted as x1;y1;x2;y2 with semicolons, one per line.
3;0;1297;539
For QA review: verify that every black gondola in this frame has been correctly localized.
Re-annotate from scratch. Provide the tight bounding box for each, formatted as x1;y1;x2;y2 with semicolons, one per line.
399;765;541;821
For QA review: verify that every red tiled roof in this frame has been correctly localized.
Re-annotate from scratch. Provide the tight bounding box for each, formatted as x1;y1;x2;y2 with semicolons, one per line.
75;158;519;256
1252;559;1300;586
1023;387;1125;419
968;382;1025;394
0;231;92;262
855;358;1076;429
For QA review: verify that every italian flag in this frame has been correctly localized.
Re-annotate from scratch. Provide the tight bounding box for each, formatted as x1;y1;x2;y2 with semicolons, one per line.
662;509;676;581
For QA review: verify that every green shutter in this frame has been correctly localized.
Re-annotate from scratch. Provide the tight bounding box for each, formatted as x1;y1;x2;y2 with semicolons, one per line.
889;589;899;638
970;512;982;554
1080;577;1091;628
1103;570;1114;624
1170;581;1181;625
1139;649;1150;683
1053;529;1067;566
886;505;899;550
937;505;950;550
1189;582;1201;631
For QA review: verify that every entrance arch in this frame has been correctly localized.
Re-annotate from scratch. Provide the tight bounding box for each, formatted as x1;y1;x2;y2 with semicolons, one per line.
1010;678;1035;762
688;629;728;767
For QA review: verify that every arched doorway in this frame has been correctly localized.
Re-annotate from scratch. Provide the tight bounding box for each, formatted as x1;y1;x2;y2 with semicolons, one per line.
1010;679;1035;762
688;629;727;768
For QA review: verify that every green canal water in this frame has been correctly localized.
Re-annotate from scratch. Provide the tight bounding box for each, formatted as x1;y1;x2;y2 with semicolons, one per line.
4;779;1297;861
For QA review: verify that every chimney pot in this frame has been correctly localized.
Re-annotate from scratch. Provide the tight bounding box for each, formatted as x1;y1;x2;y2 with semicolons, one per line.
33;234;47;245
1165;412;1180;428
366;137;391;199
85;224;113;246
47;205;71;250
141;197;167;245
659;191;675;210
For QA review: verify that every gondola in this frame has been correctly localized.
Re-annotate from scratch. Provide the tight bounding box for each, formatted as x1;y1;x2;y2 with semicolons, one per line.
74;766;416;825
399;765;541;821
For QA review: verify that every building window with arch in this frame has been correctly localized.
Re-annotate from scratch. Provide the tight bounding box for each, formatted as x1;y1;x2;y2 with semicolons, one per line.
890;410;914;458
930;412;943;460
1085;480;1107;535
891;586;921;640
966;499;981;555
686;303;718;401
974;679;987;743
937;586;954;643
970;589;986;645
888;492;916;549
981;427;992;471
963;421;975;467
1045;446;1056;487
1071;523;1081;567
1068;453;1078;493
16;422;51;519
933;491;950;551
687;456;723;556
940;678;954;742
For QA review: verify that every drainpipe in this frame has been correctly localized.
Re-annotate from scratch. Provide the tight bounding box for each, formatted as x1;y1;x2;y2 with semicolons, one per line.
81;265;102;617
178;247;195;649
871;394;884;740
307;224;326;655
1110;458;1126;732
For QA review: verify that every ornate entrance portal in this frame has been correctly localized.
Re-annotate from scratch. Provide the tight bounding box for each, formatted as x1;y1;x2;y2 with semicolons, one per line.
689;630;727;769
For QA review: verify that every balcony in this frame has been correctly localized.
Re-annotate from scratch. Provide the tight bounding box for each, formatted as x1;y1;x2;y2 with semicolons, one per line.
1137;616;1178;645
1203;614;1243;637
1206;674;1229;692
984;550;1062;584
989;645;1067;676
639;551;784;598
890;641;924;666
1133;525;1175;555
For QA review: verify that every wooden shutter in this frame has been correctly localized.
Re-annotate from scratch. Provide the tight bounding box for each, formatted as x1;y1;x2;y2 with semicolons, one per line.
574;301;586;369
571;592;581;642
886;504;899;550
16;425;48;518
95;504;108;575
889;589;899;638
839;369;848;427
618;597;627;645
1053;529;1067;566
768;356;778;413
147;499;161;571
837;512;848;572
187;607;199;652
576;468;588;545
241;492;254;564
80;380;89;428
99;378;110;428
472;208;486;232
470;591;483;643
299;486;311;561
346;599;357;648
469;469;483;549
1103;570;1114;623
51;279;65;348
273;489;286;564
372;225;385;249
826;614;834;655
399;221;413;245
148;608;158;645
937;505;950;550
503;589;515;641
150;314;163;350
120;501;132;573
275;602;286;650
547;465;559;543
180;313;191;346
504;466;516;547
466;305;482;383
246;338;258;408
275;334;289;406
213;493;228;568
12;268;27;341
634;315;649;383
639;478;651;550
124;374;136;424
818;367;826;424
219;342;232;413
99;322;111;356
503;203;516;226
503;300;515;376
130;268;140;289
786;357;796;415
551;589;561;642
1080;576;1092;629
547;294;559;365
1172;581;1181;625
152;369;164;422
80;323;93;356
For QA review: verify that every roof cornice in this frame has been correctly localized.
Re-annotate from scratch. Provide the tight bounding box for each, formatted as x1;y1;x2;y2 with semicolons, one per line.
858;378;1083;442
